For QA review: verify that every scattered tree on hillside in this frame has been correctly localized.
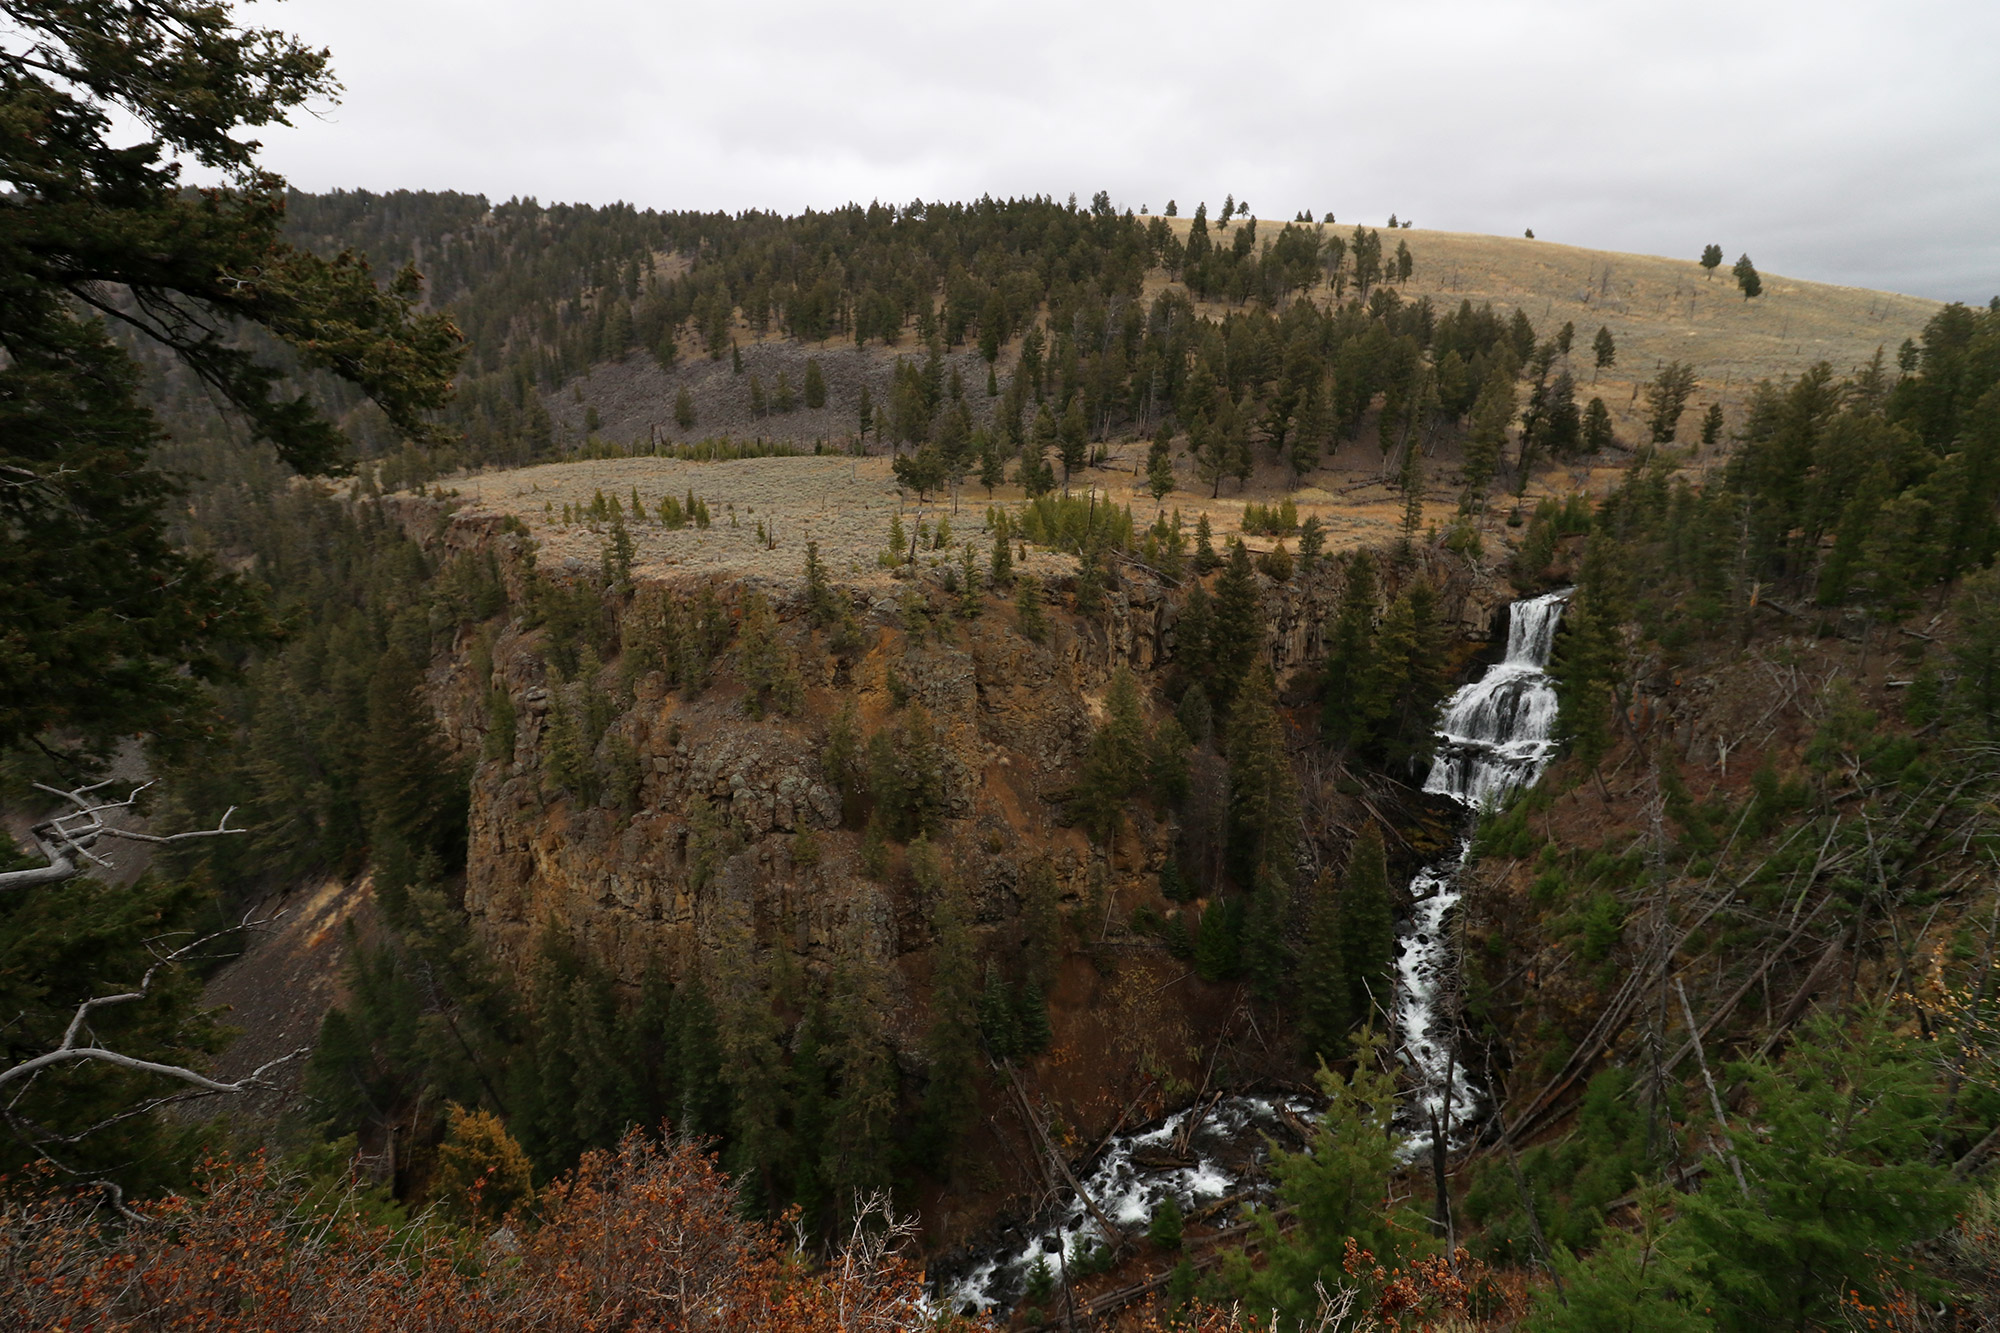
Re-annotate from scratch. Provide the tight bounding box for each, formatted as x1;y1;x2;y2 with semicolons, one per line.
1644;361;1701;443
1700;243;1724;277
1583;396;1615;453
1733;253;1762;299
803;357;826;408
1700;401;1725;445
1593;325;1617;379
1147;422;1177;499
1460;372;1515;513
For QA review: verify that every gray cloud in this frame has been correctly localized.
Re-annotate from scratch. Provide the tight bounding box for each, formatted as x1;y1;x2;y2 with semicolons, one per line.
253;0;1998;302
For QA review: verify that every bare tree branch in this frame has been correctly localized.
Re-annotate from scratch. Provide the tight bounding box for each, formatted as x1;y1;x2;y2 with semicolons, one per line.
0;779;242;891
1;913;305;1138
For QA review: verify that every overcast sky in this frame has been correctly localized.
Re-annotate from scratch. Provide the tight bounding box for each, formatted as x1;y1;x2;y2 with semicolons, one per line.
247;0;1998;303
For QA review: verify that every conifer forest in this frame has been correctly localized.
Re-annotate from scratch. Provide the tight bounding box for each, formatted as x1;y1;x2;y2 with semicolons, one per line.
4;2;2000;1329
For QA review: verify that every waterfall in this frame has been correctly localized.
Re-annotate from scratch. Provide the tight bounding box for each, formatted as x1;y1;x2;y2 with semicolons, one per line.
938;591;1572;1315
1395;589;1570;1138
1422;591;1570;808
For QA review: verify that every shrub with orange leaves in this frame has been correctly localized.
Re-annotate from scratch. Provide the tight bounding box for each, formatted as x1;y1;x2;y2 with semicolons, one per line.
0;1130;987;1331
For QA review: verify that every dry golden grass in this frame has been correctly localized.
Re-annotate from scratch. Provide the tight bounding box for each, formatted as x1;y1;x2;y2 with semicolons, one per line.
444;453;1423;593
1161;216;1937;441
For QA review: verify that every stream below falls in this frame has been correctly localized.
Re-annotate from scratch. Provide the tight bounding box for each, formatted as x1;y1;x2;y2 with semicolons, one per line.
933;590;1570;1317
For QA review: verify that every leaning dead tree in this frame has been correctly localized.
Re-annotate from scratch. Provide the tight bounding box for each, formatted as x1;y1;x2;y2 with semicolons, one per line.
0;779;239;891
1;780;303;1161
0;916;303;1099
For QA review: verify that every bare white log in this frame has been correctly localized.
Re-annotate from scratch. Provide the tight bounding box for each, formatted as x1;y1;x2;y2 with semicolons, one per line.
1;911;306;1147
0;779;241;891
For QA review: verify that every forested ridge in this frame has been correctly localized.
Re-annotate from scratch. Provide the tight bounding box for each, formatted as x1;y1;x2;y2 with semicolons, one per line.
6;7;2000;1322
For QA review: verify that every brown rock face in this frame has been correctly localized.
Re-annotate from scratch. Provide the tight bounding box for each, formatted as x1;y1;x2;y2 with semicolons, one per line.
422;494;1511;983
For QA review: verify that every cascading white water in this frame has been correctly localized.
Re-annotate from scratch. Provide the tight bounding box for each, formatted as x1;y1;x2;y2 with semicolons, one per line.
1422;592;1570;808
933;1094;1311;1317
1396;589;1570;1138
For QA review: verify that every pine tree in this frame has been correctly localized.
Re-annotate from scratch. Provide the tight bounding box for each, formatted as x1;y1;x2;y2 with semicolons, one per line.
1700;401;1725;445
1074;667;1146;843
1645;361;1700;443
600;512;635;595
1194;898;1243;981
1149;714;1193;806
674;386;696;430
857;383;874;440
1191;417;1233;497
1593;325;1617;378
867;703;950;840
1059;395;1089;483
1398;441;1425;549
1300;871;1350;1059
363;649;467;910
821;941;898;1219
713;938;795;1214
1232;1029;1425;1325
1363;578;1452;771
1176;582;1216;703
803;357;827;409
1209;540;1264;719
917;863;980;1170
1015;977;1053;1055
1336;825;1394;1028
1227;664;1294;885
1321;551;1379;748
1192;511;1219;572
1553;541;1629;776
1732;253;1762;300
976;958;1022;1060
1583;396;1615;453
738;591;802;718
1146;422;1176;499
989;524;1014;587
979;437;1005;495
1700;243;1724;278
1675;1011;1960;1332
1015;575;1048;643
1509;308;1537;360
668;977;731;1138
1460;372;1514;514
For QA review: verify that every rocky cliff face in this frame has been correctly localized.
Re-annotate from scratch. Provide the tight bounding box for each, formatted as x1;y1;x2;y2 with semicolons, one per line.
417;509;1508;992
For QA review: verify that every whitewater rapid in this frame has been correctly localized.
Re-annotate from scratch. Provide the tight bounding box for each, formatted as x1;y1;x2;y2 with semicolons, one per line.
934;1094;1312;1317
1394;589;1569;1139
